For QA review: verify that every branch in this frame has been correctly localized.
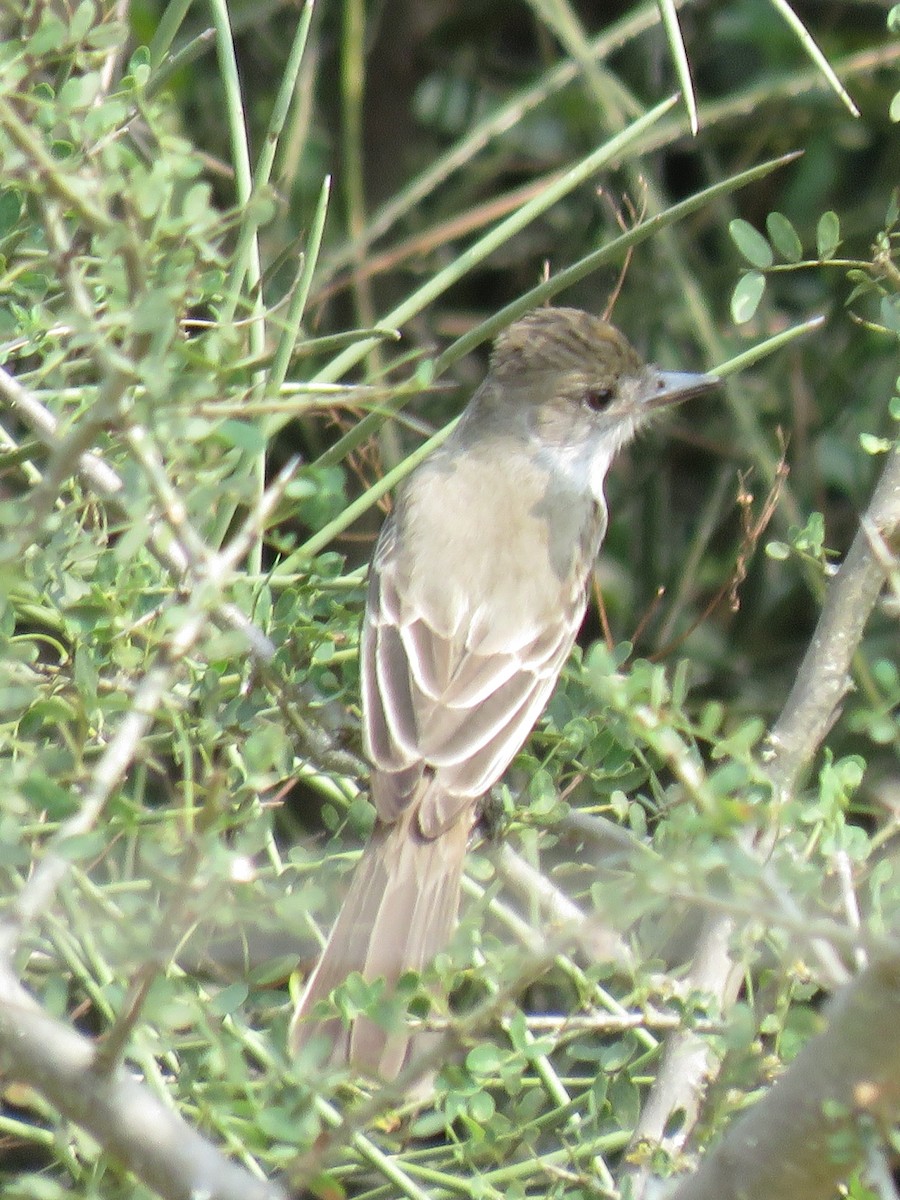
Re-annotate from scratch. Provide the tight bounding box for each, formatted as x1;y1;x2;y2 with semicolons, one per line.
765;442;900;796
0;964;287;1200
626;911;744;1168
670;956;900;1200
627;442;900;1188
495;842;634;970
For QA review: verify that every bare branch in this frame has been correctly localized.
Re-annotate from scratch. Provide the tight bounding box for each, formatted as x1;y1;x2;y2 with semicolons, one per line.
626;910;743;1173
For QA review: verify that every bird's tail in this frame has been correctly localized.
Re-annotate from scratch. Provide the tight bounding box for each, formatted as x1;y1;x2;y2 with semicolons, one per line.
288;810;470;1080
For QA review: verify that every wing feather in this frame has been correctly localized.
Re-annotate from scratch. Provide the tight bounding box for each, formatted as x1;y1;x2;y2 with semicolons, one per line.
360;446;603;830
373;620;421;757
362;514;589;832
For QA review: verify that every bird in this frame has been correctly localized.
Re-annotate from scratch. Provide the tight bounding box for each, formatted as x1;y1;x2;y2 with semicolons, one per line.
289;306;719;1079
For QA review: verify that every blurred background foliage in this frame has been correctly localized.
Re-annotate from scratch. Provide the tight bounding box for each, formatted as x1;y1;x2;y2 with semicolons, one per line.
0;0;898;1196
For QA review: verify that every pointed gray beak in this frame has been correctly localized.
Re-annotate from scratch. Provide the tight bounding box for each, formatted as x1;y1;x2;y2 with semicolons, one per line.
643;368;721;409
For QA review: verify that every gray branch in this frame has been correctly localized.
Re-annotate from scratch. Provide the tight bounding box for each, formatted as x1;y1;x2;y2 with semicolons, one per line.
765;442;900;796
670;955;900;1200
0;965;287;1200
629;442;900;1191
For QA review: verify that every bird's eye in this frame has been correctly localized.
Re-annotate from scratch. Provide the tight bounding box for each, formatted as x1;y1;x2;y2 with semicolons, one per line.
583;386;614;411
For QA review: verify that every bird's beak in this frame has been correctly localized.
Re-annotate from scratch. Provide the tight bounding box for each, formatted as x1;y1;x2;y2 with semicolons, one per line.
643;368;721;410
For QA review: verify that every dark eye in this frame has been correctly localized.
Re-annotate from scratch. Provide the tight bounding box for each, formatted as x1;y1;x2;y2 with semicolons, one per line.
583;386;614;411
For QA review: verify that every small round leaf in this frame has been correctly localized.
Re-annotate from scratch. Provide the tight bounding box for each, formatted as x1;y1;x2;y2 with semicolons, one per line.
731;271;766;324
816;211;841;259
765;211;802;262
729;219;773;269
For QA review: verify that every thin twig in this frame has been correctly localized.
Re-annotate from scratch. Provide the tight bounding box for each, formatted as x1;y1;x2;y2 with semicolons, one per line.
495;843;634;970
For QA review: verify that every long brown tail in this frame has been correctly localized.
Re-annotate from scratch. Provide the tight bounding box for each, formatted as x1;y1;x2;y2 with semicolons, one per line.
288;810;470;1080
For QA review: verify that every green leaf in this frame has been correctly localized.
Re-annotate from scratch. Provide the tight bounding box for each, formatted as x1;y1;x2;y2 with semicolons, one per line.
657;0;699;135
765;211;802;262
73;643;98;705
520;1034;556;1061
712;718;766;759
21;774;76;819
731;271;766;324
0;189;22;236
23;695;79;725
468;1090;496;1123
28;14;68;55
69;0;96;41
131;289;176;336
528;767;557;814
728;219;773;268
243;721;292;774
208;982;249;1015
258;1107;305;1142
182;181;213;223
816;211;841;259
890;90;900;123
204;629;254;662
505;1010;529;1053
466;1043;504;1074
55;831;109;860
794;511;826;555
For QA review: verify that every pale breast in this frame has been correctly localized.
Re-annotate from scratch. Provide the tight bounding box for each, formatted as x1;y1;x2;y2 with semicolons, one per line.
386;441;599;655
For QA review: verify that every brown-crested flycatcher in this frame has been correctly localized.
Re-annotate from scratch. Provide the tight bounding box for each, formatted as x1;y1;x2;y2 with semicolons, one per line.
290;306;719;1078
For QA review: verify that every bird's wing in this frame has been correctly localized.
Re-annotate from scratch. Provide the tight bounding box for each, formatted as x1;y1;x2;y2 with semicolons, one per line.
361;518;588;837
